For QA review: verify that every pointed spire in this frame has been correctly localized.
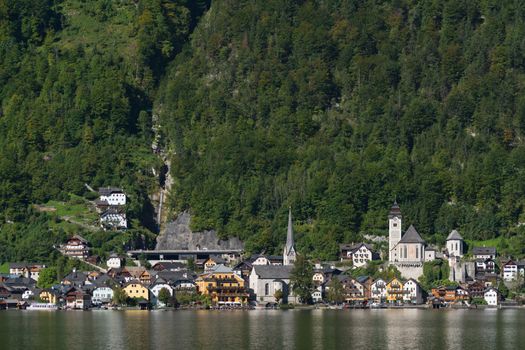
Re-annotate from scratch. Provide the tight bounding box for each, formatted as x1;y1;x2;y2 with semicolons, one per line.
286;207;294;252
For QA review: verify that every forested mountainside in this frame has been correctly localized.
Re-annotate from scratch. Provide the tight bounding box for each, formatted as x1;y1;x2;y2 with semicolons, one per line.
2;0;525;263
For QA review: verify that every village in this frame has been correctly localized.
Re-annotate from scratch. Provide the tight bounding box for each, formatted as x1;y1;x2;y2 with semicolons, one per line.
0;191;523;311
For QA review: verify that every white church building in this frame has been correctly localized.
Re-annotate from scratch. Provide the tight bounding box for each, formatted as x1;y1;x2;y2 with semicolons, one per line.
388;202;436;279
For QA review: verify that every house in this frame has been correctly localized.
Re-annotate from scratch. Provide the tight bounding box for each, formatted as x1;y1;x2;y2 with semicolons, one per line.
386;278;404;303
62;270;88;287
196;265;248;305
107;253;124;269
502;260;520;281
339;243;379;267
342;278;365;303
61;235;90;259
98;187;126;206
251;255;283;266
446;230;464;258
472;247;497;260
8;263;45;282
39;289;60;304
476;258;497;274
204;256;227;271
467;280;486;299
233;260;254;281
403;279;423;304
371;278;387;302
312;285;324;303
100;208;127;229
249;265;297;304
484;287;501;306
123;281;150;301
431;286;469;303
152;262;186;272
139;270;153;285
65;287;91;309
149;279;174;306
356;276;373;300
92;286;114;305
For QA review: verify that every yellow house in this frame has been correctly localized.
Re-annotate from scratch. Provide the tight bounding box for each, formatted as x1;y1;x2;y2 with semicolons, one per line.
386;277;404;303
195;265;248;305
123;281;150;301
39;289;59;304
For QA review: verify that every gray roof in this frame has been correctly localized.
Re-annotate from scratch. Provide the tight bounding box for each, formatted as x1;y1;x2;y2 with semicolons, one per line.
472;247;496;255
398;225;425;244
252;265;293;280
446;230;463;241
98;187;124;196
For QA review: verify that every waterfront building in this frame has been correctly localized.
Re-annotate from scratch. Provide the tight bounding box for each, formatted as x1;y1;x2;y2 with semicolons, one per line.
370;278;387;302
402;279;424;304
386;277;404;303
484;287;501;306
92;286;114;304
123;281;150;301
388;202;435;279
196;265;248;305
149;278;174;306
249;265;297;304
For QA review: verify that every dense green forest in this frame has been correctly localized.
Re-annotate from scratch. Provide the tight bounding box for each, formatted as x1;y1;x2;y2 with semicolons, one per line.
2;0;525;263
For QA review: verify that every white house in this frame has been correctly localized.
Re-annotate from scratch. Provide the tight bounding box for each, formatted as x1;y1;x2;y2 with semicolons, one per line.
92;287;114;304
502;260;519;281
107;253;123;269
403;279;423;304
149;281;174;306
472;247;496;260
249;265;297;304
312;285;323;303
99;187;126;206
484;287;501;306
100;209;127;229
371;278;387;302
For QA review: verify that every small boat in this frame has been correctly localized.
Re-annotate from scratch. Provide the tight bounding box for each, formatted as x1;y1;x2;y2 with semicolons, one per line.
27;303;58;311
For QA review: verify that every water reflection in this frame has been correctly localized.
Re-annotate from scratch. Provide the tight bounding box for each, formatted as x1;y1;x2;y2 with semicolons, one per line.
0;309;524;349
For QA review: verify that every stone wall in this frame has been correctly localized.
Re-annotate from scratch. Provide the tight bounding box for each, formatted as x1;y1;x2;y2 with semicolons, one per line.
391;262;424;280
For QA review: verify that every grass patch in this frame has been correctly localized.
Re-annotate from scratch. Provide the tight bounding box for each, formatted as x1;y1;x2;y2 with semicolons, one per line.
0;263;9;274
465;237;503;250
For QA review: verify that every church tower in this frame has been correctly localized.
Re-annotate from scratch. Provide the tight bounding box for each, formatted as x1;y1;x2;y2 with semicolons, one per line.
388;201;402;262
283;207;296;266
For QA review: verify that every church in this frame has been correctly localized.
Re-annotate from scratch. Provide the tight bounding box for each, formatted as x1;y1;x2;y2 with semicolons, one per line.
388;202;436;279
283;208;296;266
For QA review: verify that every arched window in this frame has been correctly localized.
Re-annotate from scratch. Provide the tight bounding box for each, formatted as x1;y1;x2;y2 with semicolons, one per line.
265;283;269;296
415;246;418;259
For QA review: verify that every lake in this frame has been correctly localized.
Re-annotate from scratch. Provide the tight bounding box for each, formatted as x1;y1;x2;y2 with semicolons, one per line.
0;309;523;349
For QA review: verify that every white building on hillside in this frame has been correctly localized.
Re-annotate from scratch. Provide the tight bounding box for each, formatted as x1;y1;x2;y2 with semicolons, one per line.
99;187;126;206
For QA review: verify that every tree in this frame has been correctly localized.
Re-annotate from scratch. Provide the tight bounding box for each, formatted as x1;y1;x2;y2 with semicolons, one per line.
327;278;345;304
112;287;128;306
158;287;172;306
274;289;283;304
37;267;57;289
290;255;314;304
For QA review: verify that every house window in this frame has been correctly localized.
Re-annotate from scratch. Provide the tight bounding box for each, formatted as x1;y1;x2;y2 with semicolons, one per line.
393;223;397;227
265;283;269;296
416;247;418;259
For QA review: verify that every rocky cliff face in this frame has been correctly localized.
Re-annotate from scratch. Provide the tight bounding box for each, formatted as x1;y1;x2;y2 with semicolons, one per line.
155;211;244;250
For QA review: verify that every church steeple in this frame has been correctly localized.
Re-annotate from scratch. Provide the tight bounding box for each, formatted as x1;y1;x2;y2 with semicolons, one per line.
283;207;296;266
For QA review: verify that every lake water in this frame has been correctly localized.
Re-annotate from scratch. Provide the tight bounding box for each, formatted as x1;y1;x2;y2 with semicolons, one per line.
0;309;523;349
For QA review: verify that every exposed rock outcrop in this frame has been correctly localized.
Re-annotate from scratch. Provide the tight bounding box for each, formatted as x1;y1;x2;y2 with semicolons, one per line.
155;211;244;250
